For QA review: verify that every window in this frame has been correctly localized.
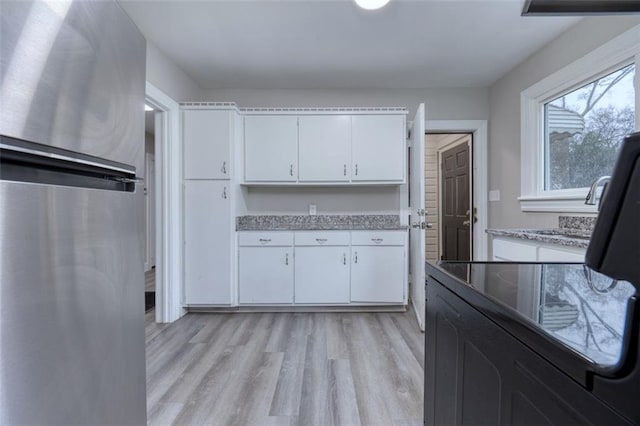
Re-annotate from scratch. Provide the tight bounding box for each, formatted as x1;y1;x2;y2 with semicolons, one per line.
520;25;640;212
544;63;636;191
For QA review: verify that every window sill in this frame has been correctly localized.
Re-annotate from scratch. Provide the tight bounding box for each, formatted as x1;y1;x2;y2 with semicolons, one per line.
518;195;599;213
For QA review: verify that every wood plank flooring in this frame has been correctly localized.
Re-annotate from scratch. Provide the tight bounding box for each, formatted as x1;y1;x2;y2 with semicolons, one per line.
145;309;424;426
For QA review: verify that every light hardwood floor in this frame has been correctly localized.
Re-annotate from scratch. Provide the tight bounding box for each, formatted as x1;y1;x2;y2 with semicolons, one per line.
145;309;424;426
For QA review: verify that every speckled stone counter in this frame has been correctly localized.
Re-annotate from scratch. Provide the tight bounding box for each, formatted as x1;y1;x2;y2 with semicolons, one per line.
558;215;597;231
236;215;407;231
486;228;591;249
486;215;596;249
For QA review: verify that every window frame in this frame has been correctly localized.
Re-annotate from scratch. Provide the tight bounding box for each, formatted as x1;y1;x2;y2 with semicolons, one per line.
520;25;640;213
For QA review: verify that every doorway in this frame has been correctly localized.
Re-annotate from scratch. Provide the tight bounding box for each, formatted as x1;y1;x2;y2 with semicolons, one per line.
144;108;156;312
425;120;488;261
145;82;185;324
425;133;475;262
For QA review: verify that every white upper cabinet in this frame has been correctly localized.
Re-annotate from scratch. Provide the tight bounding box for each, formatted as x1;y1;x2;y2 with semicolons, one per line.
351;115;405;182
244;115;298;182
183;109;231;180
298;115;351;182
243;112;407;184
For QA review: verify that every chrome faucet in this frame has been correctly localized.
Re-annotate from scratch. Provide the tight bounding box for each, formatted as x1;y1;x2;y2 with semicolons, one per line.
585;175;611;210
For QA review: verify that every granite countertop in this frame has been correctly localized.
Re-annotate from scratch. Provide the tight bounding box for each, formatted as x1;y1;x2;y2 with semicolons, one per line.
486;228;591;248
236;215;408;231
486;216;596;249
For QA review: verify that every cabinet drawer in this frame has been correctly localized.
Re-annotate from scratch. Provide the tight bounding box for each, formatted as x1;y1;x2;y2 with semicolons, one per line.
238;232;294;247
295;231;350;246
538;247;585;262
351;231;406;246
492;238;537;261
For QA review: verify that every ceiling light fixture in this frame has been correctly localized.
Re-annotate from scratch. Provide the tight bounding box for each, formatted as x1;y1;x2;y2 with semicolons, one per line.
144;104;154;111
354;0;390;11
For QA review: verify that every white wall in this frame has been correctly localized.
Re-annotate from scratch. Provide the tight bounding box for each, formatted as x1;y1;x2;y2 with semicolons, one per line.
240;186;401;216
207;88;489;121
488;16;640;230
210;88;489;216
146;40;202;102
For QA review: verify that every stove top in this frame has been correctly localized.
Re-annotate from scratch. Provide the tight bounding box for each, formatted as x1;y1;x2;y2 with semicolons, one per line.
437;262;636;366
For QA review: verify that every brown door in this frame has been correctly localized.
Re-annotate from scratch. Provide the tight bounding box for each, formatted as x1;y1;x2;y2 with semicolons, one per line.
441;141;471;261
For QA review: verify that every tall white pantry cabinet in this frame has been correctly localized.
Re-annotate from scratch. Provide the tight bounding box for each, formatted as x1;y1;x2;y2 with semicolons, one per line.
182;106;238;306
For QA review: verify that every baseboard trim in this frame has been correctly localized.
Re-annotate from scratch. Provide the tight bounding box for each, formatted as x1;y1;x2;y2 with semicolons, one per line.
186;305;408;314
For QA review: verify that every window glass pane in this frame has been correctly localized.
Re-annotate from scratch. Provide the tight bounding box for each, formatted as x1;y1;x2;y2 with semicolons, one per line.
544;63;636;190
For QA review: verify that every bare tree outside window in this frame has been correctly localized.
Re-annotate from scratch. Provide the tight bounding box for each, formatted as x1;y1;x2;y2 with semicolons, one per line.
544;63;636;190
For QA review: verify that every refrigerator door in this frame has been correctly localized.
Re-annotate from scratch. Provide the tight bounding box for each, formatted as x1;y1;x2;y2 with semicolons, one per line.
0;180;146;424
0;0;146;175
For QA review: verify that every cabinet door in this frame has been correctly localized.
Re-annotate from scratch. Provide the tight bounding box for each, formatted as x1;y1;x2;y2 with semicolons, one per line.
298;115;351;182
239;247;293;304
492;238;538;261
183;110;231;179
244;115;298;182
352;115;405;182
538;246;585;262
294;247;350;303
184;181;231;304
351;246;404;303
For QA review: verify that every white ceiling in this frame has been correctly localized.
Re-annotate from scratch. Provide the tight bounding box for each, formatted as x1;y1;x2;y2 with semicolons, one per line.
119;0;581;90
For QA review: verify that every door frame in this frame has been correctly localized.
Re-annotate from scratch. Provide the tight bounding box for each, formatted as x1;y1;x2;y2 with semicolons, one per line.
145;82;186;323
436;135;473;260
426;120;488;261
144;151;155;271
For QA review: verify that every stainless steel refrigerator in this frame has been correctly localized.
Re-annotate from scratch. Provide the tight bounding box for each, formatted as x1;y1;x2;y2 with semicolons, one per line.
0;1;147;423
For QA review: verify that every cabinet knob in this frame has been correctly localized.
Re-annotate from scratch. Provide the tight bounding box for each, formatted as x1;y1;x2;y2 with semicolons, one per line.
290;164;293;176
355;164;358;176
222;161;227;174
344;164;347;176
343;253;347;265
354;251;358;264
285;253;289;265
222;187;228;199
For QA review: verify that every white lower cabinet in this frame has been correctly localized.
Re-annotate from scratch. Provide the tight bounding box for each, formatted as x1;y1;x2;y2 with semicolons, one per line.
238;246;293;304
492;236;586;262
351;246;405;303
294;246;350;304
184;180;232;305
237;230;407;306
492;238;538;261
538;246;585;262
